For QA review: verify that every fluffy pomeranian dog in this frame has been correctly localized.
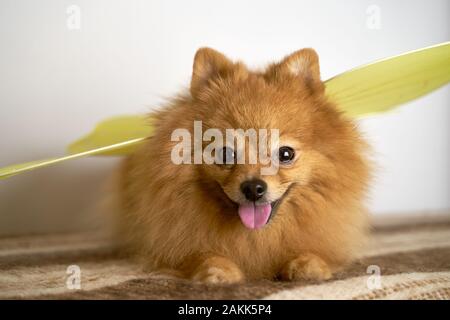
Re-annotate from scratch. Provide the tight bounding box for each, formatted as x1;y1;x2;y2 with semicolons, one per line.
116;47;371;283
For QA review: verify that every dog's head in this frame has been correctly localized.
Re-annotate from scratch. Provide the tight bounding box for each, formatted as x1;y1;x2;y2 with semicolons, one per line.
188;48;366;230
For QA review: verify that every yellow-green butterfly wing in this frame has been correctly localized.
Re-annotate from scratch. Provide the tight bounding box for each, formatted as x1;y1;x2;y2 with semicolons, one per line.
0;137;147;179
0;116;152;179
325;42;450;117
67;115;152;156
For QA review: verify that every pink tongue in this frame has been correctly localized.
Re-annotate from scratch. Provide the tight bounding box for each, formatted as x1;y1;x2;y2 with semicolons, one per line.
238;203;272;230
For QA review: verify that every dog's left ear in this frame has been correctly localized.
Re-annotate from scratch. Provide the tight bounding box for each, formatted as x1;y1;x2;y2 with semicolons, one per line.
274;48;324;93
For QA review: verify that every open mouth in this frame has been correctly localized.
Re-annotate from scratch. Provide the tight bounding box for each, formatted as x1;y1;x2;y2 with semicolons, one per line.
237;186;292;230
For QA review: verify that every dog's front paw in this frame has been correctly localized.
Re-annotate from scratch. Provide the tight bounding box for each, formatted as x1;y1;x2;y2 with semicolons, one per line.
191;256;244;284
280;253;332;281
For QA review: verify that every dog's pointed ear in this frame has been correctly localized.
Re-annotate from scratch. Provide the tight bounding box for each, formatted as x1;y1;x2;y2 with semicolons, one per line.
190;47;233;97
273;48;324;93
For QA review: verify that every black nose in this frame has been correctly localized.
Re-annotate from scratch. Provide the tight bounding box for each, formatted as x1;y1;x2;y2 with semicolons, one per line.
240;179;267;201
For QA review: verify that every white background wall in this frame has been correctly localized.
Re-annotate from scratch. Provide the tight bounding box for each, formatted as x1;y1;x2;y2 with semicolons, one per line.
0;0;449;235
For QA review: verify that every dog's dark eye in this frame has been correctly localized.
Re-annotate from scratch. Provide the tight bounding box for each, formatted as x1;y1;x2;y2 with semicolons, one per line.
278;146;295;164
217;146;236;165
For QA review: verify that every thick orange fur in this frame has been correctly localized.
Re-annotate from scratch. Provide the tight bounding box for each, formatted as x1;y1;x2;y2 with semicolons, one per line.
115;48;371;283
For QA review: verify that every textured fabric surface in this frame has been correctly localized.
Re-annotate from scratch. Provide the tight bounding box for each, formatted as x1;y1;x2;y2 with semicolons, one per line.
0;218;449;300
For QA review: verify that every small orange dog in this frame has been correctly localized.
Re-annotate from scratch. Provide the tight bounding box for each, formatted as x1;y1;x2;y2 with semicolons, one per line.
116;48;371;283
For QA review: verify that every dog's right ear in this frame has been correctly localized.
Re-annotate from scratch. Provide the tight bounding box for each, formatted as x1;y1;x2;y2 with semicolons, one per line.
190;47;233;97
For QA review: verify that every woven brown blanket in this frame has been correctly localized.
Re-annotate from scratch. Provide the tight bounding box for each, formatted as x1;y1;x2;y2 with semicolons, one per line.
1;217;449;300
